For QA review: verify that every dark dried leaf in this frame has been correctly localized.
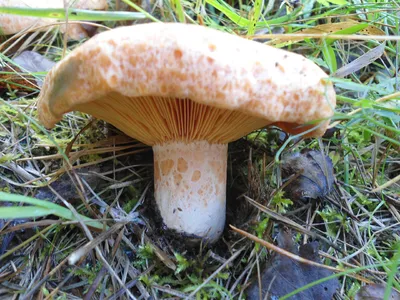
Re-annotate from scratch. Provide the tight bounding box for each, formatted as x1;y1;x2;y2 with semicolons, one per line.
282;149;334;202
333;42;386;78
0;231;15;255
247;228;339;300
0;51;55;92
355;284;400;300
35;168;100;202
13;51;55;87
80;23;99;37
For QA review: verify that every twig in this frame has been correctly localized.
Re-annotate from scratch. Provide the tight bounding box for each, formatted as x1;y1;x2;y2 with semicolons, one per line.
371;174;400;192
244;196;346;254
230;225;373;284
68;222;126;265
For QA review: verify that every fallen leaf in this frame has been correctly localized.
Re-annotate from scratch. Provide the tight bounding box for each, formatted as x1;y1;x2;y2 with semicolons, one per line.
269;19;385;45
0;51;55;92
34;167;100;202
355;284;400;300
281;149;334;202
13;51;56;87
333;42;386;78
247;228;339;299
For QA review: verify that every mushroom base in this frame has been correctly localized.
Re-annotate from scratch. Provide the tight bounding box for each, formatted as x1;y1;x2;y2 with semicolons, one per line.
153;141;227;242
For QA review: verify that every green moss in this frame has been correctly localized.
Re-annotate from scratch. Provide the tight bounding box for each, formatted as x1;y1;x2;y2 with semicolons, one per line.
0;153;20;163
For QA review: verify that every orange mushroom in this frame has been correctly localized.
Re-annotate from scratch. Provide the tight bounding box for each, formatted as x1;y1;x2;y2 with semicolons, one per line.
37;23;336;242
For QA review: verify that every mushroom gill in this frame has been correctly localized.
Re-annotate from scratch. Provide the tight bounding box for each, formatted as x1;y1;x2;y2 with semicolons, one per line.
74;94;270;146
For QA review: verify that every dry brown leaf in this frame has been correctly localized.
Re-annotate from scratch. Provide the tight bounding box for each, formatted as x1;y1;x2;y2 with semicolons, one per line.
0;51;55;92
247;228;339;299
13;51;55;87
281;149;334;202
333;42;386;78
269;20;385;45
355;284;400;300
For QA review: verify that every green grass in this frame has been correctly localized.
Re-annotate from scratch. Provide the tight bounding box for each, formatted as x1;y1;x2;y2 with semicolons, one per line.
0;191;104;229
0;0;399;299
0;6;145;21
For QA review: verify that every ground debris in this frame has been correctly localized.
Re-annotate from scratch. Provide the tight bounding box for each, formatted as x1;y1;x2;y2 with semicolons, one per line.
34;168;100;202
12;51;56;87
0;51;55;92
282;149;334;202
355;284;400;300
246;228;339;300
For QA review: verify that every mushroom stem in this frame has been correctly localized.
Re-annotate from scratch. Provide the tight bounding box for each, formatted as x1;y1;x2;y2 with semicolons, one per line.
153;141;227;242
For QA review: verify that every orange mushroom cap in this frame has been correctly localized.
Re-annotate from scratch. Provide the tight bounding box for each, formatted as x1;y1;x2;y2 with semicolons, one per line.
37;22;336;145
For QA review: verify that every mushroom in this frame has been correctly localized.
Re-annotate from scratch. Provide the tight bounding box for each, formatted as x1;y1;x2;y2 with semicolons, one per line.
0;0;107;40
37;23;336;242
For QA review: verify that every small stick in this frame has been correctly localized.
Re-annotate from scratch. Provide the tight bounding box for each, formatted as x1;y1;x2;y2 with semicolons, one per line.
371;173;400;192
230;225;373;284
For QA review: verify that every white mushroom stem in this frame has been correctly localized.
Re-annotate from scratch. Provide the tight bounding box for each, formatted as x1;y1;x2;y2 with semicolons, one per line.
153;141;227;242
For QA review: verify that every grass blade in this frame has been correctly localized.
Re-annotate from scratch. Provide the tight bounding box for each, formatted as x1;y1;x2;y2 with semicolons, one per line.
206;0;301;27
247;0;263;36
0;7;146;21
171;0;186;23
0;206;54;219
0;192;104;229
